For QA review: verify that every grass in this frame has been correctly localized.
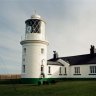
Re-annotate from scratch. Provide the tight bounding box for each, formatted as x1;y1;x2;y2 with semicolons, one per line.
0;80;96;96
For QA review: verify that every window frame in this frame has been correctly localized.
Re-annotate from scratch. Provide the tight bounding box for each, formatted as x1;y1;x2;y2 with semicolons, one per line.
41;65;44;73
41;48;44;54
89;66;96;75
23;48;26;54
59;67;62;75
48;66;51;75
22;65;25;73
74;67;81;75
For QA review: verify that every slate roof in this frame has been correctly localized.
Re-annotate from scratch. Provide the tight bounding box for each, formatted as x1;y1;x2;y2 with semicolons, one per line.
48;53;96;65
47;61;64;66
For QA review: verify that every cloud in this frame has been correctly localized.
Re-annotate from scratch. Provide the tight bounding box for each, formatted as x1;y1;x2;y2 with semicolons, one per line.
46;0;96;58
0;0;96;73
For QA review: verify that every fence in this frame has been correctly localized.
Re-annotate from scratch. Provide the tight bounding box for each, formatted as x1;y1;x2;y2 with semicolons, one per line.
0;74;21;80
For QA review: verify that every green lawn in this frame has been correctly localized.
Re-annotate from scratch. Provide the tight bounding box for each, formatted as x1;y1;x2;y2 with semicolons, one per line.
0;81;96;96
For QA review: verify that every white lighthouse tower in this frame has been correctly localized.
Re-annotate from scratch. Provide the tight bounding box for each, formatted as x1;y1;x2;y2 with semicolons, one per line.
20;14;48;84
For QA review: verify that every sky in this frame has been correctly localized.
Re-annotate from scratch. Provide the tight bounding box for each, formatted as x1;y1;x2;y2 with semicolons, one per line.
0;0;96;74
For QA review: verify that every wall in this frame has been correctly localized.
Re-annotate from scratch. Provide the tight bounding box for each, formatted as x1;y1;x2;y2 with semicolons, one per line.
47;59;96;78
47;65;65;78
70;64;96;78
22;42;47;78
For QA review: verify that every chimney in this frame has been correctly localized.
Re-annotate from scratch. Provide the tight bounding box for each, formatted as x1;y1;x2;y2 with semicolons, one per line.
90;45;95;55
53;51;58;60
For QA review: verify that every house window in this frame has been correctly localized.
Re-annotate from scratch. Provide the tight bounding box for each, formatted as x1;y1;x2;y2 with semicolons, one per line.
48;66;51;74
22;65;25;73
59;67;62;75
90;66;96;74
74;67;80;75
65;67;67;74
41;48;44;54
63;67;67;75
23;48;26;54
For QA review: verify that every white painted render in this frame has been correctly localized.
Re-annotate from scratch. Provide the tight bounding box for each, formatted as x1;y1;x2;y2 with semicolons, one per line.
70;64;96;78
21;43;48;78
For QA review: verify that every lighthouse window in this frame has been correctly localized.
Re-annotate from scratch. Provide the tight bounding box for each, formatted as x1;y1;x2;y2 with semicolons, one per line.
41;65;44;73
31;20;41;33
41;48;44;54
23;65;25;73
23;48;26;54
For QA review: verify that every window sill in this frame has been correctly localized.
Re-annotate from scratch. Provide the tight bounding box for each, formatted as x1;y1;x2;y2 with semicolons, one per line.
48;74;52;75
59;74;62;75
89;74;96;75
73;74;81;75
63;74;67;75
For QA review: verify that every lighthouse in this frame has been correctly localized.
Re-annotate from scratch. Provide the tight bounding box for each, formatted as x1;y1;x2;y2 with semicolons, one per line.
20;14;48;84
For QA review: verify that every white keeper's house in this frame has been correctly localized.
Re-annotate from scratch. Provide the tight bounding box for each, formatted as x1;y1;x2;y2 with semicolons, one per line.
20;14;96;84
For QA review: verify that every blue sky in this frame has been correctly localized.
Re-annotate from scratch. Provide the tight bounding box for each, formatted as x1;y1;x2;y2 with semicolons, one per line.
0;0;96;74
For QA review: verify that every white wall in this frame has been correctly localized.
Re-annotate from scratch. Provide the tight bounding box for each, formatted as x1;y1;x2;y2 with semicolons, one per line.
21;42;48;78
47;65;65;78
70;64;96;78
47;59;96;78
